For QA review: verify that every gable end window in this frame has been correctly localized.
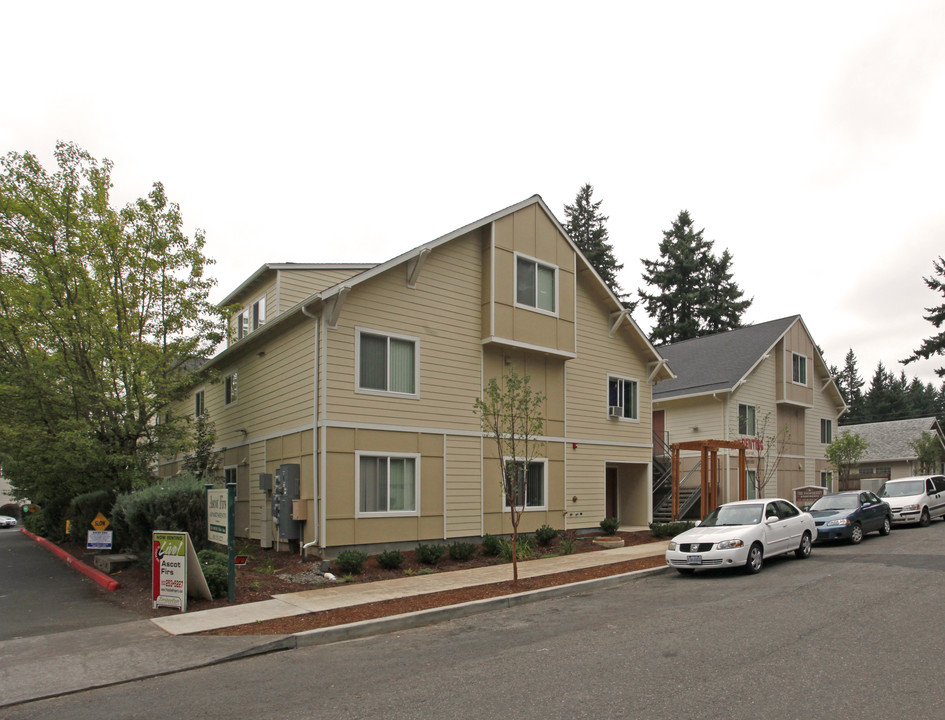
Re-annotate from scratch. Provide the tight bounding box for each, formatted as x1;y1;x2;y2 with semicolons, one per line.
820;418;832;444
515;255;557;314
356;328;419;397
792;353;808;385
224;372;238;406
738;404;756;435
607;375;639;420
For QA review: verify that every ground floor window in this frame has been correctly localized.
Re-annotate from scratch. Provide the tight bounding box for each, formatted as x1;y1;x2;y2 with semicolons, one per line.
503;458;547;510
821;471;833;492
745;469;757;499
357;454;418;515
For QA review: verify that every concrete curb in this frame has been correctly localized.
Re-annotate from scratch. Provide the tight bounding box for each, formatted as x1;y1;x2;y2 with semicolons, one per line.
19;527;120;592
288;563;670;649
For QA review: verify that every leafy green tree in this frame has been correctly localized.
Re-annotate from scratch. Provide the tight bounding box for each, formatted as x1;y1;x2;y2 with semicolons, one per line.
563;184;623;295
904;256;945;377
638;210;751;344
473;367;544;582
825;431;869;486
0;142;225;521
910;431;945;474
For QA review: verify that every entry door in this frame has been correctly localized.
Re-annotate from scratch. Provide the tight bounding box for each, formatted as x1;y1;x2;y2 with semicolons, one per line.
606;467;618;520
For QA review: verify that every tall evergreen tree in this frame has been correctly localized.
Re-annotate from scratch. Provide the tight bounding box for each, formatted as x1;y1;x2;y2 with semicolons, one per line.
638;210;751;344
834;349;865;421
904;256;945;377
563;184;623;295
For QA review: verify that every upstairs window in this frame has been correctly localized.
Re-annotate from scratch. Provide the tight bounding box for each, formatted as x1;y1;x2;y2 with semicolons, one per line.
194;389;205;417
792;353;808;385
738;404;756;435
252;296;266;331
236;311;248;340
515;255;557;314
608;375;639;420
357;329;418;397
224;372;238;406
821;418;832;444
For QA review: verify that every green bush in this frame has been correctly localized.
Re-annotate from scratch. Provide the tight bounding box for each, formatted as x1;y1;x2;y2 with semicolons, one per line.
376;549;405;570
535;524;559;547
67;489;114;545
416;543;445;565
448;541;477;562
201;562;228;599
334;550;369;575
559;532;576;555
481;534;502;557
21;508;47;537
499;535;534;562
111;475;208;555
599;516;620;535
648;521;695;538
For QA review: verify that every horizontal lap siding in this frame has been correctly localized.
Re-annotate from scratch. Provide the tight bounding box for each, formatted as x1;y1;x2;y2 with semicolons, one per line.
278;269;366;310
249;441;267;540
325;235;483;432
445;435;482;538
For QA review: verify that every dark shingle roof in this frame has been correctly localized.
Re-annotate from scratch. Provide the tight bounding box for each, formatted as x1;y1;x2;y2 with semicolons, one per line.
840;416;943;463
653;316;800;401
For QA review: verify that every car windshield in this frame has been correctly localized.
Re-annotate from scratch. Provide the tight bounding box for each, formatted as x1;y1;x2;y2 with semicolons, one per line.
810;495;858;511
879;481;924;498
701;504;763;527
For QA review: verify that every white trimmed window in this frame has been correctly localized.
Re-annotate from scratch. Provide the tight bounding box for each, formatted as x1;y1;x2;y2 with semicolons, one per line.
503;458;547;510
252;295;266;331
357;453;419;516
356;328;419;397
738;404;756;435
224;372;238;406
792;353;808;385
194;389;205;417
607;375;639;420
236;310;248;340
821;471;834;492
745;469;757;499
515;254;557;314
821;418;832;444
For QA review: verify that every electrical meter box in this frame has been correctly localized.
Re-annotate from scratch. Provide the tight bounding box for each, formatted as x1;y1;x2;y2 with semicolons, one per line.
271;463;302;541
258;473;272;491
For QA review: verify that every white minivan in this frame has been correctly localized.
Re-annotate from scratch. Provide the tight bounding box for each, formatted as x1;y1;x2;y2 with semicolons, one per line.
878;475;945;526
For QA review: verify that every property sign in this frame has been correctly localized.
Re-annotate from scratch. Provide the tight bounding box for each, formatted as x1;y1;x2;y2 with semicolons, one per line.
794;485;826;510
207;489;229;546
152;531;188;611
87;530;113;550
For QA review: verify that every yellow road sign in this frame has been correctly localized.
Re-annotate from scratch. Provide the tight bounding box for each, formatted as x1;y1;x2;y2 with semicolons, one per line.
91;512;109;531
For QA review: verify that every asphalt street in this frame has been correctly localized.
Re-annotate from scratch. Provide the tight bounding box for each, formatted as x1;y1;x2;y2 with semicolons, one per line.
0;528;142;641
6;519;945;720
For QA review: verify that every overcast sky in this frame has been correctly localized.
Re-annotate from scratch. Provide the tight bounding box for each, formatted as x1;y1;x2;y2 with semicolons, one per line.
4;1;945;387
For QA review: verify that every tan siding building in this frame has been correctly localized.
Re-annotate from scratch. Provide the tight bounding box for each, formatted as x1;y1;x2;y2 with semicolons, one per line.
160;196;672;555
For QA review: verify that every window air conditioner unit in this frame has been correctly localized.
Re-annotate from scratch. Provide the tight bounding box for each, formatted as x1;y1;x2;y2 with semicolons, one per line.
608;406;622;418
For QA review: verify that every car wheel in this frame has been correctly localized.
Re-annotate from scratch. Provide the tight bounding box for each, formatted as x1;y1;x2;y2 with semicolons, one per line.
795;531;812;559
920;508;931;527
849;523;863;544
676;568;695;575
744;543;763;574
880;517;891;536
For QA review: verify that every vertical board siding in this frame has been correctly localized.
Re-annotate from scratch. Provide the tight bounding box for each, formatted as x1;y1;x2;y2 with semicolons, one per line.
445;435;483;537
249;441;267;541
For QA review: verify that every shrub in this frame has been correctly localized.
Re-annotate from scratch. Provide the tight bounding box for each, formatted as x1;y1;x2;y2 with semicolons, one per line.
499;535;534;562
21;508;48;537
534;524;559;547
334;550;369;575
416;543;446;565
67;489;114;545
599;516;620;535
559;532;576;555
197;549;229;598
111;475;207;555
481;534;502;556
448;541;477;562
649;521;695;538
376;549;405;570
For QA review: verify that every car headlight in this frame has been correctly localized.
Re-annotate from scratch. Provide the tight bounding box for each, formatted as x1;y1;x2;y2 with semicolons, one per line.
825;519;850;526
902;504;920;512
716;539;744;550
667;541;677;551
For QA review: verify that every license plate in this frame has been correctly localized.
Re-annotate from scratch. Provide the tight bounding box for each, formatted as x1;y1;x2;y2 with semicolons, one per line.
686;555;703;565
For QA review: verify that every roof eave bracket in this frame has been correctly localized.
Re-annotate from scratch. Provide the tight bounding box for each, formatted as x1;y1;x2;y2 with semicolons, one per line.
609;309;630;337
407;248;431;289
326;286;350;328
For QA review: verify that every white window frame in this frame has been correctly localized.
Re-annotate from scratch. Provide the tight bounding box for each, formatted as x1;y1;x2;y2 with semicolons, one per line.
502;457;548;511
251;295;266;331
194;388;205;417
821;470;834;492
224;371;238;407
607;374;640;421
355;327;420;399
235;310;248;340
745;469;757;499
821;418;832;444
514;252;558;316
355;451;421;517
792;352;808;386
738;403;757;435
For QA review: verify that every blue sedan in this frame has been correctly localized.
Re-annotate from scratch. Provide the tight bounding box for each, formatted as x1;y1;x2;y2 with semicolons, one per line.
808;491;891;544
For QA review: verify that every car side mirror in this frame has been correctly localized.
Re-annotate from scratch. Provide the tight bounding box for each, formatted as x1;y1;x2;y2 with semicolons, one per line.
765;515;779;524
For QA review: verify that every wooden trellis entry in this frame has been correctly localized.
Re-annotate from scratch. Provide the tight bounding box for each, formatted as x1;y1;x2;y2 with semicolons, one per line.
670;440;748;520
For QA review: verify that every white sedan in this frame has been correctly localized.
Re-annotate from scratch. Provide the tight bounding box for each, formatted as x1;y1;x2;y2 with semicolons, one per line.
0;515;17;528
665;498;817;575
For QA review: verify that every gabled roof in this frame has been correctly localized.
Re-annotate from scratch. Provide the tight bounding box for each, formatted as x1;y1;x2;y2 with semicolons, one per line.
209;195;672;378
653;316;801;401
217;263;376;308
840;416;944;463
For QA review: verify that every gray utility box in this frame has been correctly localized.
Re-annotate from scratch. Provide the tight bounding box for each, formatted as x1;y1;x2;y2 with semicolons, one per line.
272;463;301;541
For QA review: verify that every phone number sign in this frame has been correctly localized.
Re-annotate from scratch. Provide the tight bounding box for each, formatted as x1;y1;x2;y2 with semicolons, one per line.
152;532;188;611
